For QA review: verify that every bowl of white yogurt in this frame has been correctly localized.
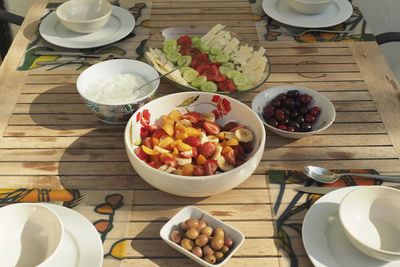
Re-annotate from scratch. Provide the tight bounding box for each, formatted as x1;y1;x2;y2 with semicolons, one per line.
76;59;160;124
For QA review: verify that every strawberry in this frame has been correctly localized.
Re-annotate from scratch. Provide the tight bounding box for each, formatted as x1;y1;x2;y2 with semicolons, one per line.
147;161;162;169
203;121;221;135
161;156;178;168
151;128;168;139
229;124;246;133
221;121;239;132
199;142;216;159
182;112;203;124
205;159;218;175
134;147;148;161
193;165;205;176
146;124;160;134
222;149;236;165
142;137;153;149
240;141;254;153
140;127;150;139
184;136;201;147
180;147;198;158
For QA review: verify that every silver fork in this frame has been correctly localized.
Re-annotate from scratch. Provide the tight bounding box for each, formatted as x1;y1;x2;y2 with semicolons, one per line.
0;193;89;208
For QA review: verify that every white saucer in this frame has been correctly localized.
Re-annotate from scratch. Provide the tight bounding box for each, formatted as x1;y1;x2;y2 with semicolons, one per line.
262;0;353;28
39;6;135;49
39;203;103;267
302;187;400;267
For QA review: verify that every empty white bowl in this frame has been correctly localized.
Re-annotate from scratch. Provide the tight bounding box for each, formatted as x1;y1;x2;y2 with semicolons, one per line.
76;59;160;124
0;203;64;267
287;0;332;15
160;206;245;267
56;0;112;33
339;186;400;261
252;85;335;139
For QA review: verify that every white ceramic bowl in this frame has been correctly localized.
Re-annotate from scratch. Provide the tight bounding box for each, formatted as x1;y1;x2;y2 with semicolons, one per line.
124;91;266;197
0;203;64;267
160;206;245;267
339;186;400;261
56;0;112;33
287;0;332;15
252;85;335;139
76;59;160;124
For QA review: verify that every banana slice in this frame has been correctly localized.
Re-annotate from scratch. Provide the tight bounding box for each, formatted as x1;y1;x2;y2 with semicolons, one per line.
199;132;208;145
217;156;235;172
212;145;222;160
234;128;253;142
153;145;171;154
165;166;176;173
176;157;192;166
174;168;183;175
207;135;219;145
202;112;216;122
222;131;234;140
158;164;169;172
177;119;193;127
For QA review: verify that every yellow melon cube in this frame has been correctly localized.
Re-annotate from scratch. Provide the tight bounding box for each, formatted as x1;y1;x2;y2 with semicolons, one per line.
169;110;182;122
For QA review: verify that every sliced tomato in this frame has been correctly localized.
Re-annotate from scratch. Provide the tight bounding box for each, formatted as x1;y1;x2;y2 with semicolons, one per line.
177;35;192;49
217;79;237;92
205;159;218;175
161;156;178;168
203;121;221;135
181;112;203;124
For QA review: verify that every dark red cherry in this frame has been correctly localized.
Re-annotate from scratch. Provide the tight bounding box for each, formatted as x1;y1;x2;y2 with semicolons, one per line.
274;109;286;122
301;122;312;132
278;124;287;130
287;126;296;132
300;94;312;105
272;99;281;108
267;118;279;128
305;114;316;124
309;106;321;116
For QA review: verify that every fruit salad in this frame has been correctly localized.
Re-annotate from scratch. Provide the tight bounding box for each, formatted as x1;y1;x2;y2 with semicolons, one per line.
146;24;268;93
134;109;254;176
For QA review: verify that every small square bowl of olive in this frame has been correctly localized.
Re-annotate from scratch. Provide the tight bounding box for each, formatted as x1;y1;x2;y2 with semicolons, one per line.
160;206;245;266
252;85;336;139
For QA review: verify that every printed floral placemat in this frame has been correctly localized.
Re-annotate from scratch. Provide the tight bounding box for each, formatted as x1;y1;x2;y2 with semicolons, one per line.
267;169;388;267
250;0;375;43
18;1;151;71
0;188;134;267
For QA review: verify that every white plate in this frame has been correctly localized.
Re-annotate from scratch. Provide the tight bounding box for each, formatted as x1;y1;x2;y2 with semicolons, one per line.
39;203;103;267
302;187;400;267
39;6;135;49
262;0;353;28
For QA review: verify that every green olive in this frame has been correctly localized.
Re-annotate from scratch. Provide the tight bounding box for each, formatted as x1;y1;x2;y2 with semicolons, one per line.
185;228;199;240
181;238;194;251
202;245;214;256
211;236;224;250
185;219;199;230
170;230;183;244
220;245;229;254
192;246;203;258
215;251;225;262
200;226;213;237
214;227;224;238
197;220;207;232
195;234;209;247
204;254;217;264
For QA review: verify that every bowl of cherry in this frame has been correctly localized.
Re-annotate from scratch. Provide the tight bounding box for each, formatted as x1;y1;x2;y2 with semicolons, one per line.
251;85;335;139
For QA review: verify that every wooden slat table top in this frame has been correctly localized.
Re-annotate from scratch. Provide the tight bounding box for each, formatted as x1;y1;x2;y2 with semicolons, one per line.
1;0;400;266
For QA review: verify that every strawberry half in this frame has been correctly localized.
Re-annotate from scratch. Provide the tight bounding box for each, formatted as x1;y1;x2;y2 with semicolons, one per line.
161;156;178;168
193;165;205;176
203;121;221;135
205;159;218;175
134;147;148;161
182;112;203;124
199;142;216;159
184;136;201;147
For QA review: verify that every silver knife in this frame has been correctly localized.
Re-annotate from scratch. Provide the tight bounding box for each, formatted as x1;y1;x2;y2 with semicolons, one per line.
34;51;125;59
296;185;400;194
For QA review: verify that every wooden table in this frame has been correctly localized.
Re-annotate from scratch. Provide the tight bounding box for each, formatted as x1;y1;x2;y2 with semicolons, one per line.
1;0;400;266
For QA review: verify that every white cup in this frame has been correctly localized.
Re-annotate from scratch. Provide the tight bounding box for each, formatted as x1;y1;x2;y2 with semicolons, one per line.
0;203;64;267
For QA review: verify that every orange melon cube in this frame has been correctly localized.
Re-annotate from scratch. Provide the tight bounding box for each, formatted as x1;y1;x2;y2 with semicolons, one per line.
196;154;207;165
175;132;188;140
152;137;160;147
169;110;182;122
142;145;160;156
182;163;194;176
216;132;225;140
221;146;233;155
185;127;201;137
176;139;192;152
162;115;175;126
175;124;186;133
172;147;179;156
162;123;174;136
160;152;174;159
225;138;239;147
159;136;174;150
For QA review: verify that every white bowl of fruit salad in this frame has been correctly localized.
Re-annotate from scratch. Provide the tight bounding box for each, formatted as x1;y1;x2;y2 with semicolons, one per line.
252;85;336;139
124;92;265;197
144;24;271;94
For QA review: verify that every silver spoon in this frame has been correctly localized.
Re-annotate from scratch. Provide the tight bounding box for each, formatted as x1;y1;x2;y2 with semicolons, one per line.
283;28;353;37
134;60;188;92
303;165;400;184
